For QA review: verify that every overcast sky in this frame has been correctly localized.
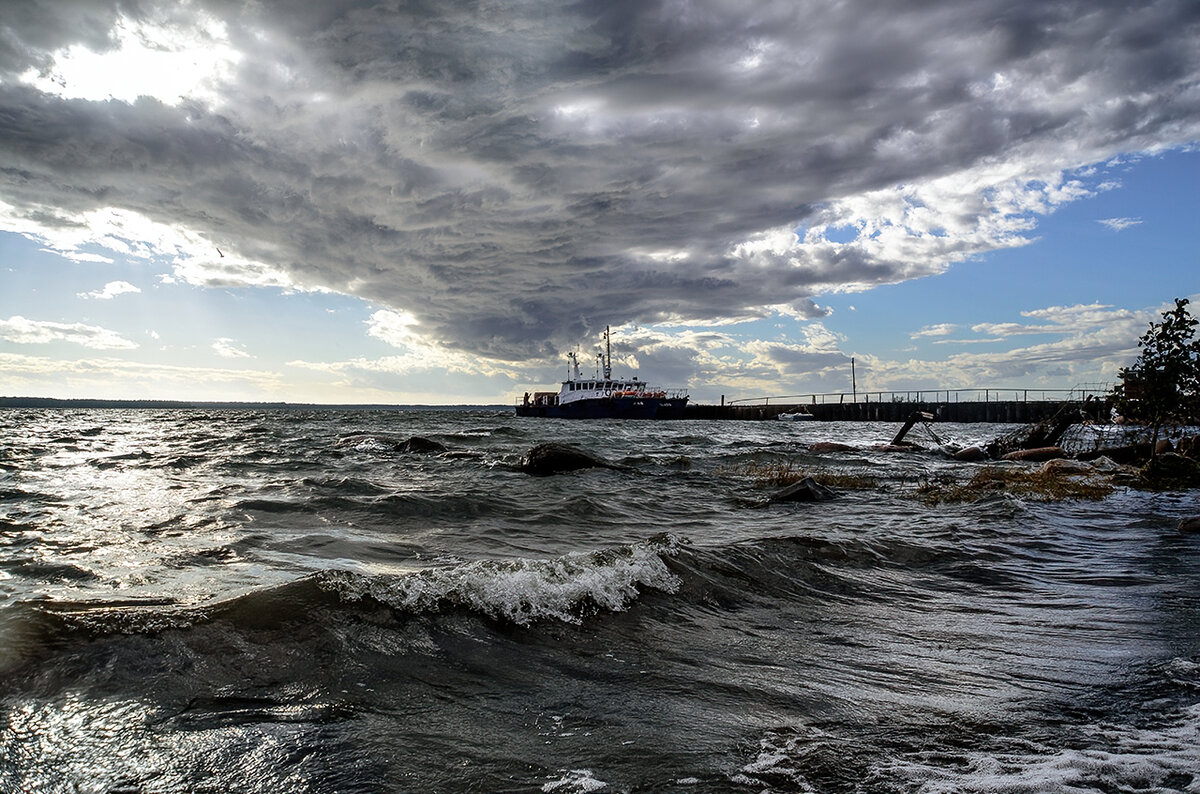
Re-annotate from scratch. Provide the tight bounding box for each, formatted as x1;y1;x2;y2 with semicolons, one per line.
1;0;1198;404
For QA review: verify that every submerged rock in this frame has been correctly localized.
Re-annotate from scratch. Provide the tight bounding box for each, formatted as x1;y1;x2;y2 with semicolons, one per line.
396;436;448;454
336;434;449;454
334;433;398;453
519;443;616;476
1179;516;1200;534
335;432;383;446
768;476;837;503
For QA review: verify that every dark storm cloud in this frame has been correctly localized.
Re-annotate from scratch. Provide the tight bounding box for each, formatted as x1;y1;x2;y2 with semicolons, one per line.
0;1;125;74
2;0;1199;357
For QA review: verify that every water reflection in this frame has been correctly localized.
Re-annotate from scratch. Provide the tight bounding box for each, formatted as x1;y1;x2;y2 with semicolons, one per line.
2;691;322;793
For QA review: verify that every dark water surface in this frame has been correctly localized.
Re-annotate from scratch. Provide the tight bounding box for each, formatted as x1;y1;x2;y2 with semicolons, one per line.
1;408;1198;793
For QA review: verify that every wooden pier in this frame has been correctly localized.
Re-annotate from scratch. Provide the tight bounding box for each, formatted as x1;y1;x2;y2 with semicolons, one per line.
685;388;1111;423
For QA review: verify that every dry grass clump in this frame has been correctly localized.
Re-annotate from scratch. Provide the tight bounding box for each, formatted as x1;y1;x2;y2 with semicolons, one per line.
813;472;881;490
721;459;880;490
917;466;1114;505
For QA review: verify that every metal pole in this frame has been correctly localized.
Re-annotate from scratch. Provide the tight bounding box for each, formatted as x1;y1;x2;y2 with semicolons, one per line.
603;325;612;380
851;357;857;401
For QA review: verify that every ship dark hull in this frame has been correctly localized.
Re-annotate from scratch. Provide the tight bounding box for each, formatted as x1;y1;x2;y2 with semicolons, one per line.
516;396;688;419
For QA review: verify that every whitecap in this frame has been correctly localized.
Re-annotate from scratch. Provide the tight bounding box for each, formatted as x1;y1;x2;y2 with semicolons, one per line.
542;768;608;793
873;704;1200;794
320;535;684;625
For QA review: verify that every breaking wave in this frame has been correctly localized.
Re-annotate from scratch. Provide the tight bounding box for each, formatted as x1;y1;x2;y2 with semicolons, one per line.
318;533;684;625
10;534;687;649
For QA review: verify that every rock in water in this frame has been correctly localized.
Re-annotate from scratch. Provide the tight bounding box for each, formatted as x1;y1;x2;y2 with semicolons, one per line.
809;442;856;453
768;476;837;503
1179;516;1200;534
1000;446;1065;462
953;445;987;462
396;436;448;454
519;443;613;476
1145;452;1200;482
1040;458;1093;475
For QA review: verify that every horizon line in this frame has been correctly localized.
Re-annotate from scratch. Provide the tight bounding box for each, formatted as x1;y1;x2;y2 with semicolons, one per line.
0;396;510;410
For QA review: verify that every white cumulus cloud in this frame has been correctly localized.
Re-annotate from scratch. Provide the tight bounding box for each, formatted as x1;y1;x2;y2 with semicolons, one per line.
79;280;141;300
211;338;251;359
0;316;138;350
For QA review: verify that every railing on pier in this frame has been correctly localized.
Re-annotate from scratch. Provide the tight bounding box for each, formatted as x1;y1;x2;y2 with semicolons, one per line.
726;383;1112;407
686;383;1115;422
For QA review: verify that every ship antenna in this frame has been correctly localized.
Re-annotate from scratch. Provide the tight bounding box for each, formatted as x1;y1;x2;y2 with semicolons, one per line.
604;325;612;380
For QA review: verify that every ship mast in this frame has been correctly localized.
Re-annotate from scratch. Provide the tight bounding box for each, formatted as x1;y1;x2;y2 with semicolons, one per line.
603;325;612;381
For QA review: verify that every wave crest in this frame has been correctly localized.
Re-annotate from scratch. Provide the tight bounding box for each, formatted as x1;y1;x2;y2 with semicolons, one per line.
319;534;684;625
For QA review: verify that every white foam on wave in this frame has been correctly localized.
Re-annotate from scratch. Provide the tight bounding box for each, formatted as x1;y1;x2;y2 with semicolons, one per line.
349;437;394;453
732;726;830;791
321;535;683;625
542;768;608;793
873;703;1200;793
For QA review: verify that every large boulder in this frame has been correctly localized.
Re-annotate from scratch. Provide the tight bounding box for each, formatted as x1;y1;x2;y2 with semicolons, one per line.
768;476;837;503
518;443;616;476
1000;446;1065;462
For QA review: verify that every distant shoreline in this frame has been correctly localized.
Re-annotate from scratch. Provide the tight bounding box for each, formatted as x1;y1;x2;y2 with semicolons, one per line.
0;397;508;411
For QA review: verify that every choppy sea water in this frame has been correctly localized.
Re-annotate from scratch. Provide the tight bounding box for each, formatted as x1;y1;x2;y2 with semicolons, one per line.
1;408;1198;794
